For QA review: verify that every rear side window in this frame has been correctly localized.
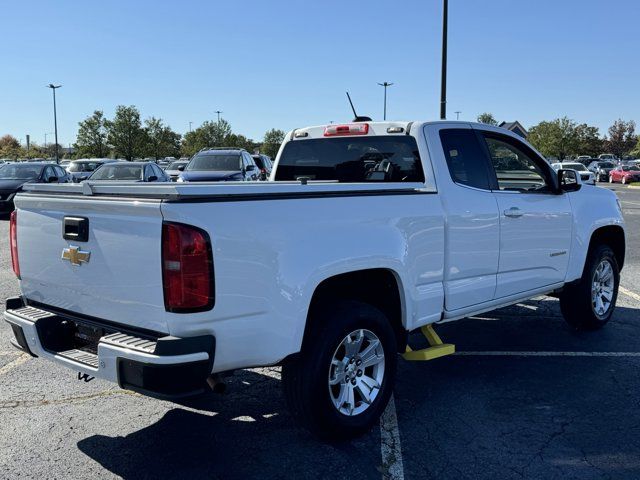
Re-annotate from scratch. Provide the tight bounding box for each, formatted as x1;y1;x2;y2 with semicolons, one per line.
439;129;492;190
275;136;424;183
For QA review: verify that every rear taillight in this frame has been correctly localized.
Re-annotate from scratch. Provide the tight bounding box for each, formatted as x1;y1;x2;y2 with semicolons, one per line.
324;123;369;137
162;222;214;312
10;210;19;278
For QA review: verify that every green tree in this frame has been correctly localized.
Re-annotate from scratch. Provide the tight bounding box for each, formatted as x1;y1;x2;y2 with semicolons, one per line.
75;110;109;158
0;134;22;159
225;133;256;151
181;119;233;156
604;119;636;159
574;123;602;158
261;128;285;158
476;113;498;126
528;117;579;160
106;105;145;160
631;137;640;158
143;117;181;159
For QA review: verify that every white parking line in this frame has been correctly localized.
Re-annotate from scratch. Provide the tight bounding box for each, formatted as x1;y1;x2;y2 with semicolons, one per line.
456;351;640;357
380;394;404;480
0;353;29;376
620;286;640;302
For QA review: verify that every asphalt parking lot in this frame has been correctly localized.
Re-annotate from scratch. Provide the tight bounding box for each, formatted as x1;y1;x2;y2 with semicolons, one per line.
1;185;639;480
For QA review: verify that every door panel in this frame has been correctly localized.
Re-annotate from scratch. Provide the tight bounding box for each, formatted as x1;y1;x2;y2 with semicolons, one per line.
428;127;500;311
493;192;572;297
476;130;573;298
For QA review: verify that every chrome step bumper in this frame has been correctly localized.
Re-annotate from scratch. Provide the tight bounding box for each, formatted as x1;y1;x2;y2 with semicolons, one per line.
4;297;215;399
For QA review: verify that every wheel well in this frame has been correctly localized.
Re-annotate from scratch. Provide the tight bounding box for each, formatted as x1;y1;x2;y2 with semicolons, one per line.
305;269;406;352
589;226;625;270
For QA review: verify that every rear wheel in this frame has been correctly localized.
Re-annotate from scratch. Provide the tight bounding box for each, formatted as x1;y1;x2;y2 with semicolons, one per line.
282;301;397;441
560;244;619;330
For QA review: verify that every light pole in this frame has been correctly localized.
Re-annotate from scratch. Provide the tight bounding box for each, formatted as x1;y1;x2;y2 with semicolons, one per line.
455;111;461;120
377;82;394;121
47;84;62;163
189;121;193;132
440;0;448;120
215;110;222;124
44;132;53;151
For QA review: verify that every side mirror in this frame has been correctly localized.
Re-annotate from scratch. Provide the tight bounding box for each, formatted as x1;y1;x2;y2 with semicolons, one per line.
47;176;58;183
558;169;581;192
177;165;185;171
147;175;158;182
246;165;256;171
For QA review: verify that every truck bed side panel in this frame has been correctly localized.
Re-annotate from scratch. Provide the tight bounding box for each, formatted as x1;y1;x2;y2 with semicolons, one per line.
160;192;445;373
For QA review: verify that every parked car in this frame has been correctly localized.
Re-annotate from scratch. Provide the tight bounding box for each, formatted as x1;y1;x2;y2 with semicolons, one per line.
0;162;68;211
4;120;626;441
608;165;640;184
551;162;595;185
67;159;118;182
587;161;616;182
88;162;171;182
165;160;189;181
574;156;595;167
252;154;273;180
598;154;617;161
177;148;260;182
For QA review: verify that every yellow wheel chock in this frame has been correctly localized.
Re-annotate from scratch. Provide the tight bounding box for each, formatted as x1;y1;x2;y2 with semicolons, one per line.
402;324;455;361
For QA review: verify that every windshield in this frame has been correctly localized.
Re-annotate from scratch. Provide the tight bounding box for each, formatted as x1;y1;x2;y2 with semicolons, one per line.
186;154;241;171
276;136;425;182
623;166;640;171
0;164;42;180
167;161;187;170
90;164;143;180
599;162;614;168
565;163;588;171
68;162;102;172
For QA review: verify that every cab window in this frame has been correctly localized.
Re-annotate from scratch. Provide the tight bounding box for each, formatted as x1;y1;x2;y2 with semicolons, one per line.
439;129;492;190
481;133;554;193
275;136;424;183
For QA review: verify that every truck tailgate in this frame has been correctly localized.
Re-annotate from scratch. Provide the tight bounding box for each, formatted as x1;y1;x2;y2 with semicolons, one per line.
15;194;168;334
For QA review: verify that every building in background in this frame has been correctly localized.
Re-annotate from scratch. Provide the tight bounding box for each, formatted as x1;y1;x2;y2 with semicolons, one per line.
499;121;528;138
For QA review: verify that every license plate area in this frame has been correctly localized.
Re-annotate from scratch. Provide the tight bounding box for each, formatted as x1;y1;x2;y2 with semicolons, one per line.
36;316;114;356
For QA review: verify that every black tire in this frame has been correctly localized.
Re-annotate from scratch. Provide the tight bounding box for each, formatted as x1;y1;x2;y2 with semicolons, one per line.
560;244;619;330
282;300;397;441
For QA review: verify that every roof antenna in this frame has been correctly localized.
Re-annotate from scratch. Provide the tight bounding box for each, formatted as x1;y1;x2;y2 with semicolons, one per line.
346;91;372;122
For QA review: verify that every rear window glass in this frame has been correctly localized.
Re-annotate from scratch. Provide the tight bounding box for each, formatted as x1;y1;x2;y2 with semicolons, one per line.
255;156;267;169
187;154;241;171
275;136;424;183
68;162;101;172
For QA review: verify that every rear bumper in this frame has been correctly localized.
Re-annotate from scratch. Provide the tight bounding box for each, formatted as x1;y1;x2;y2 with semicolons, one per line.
3;297;215;399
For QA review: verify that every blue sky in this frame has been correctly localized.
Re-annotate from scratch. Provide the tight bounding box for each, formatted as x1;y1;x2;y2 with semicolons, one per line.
1;0;638;146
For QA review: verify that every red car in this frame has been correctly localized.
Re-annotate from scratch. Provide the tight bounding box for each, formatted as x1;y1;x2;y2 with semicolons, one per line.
609;165;640;184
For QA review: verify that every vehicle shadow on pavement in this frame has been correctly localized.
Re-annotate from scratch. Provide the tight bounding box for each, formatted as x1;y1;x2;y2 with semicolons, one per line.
76;300;639;480
77;370;383;480
396;300;640;479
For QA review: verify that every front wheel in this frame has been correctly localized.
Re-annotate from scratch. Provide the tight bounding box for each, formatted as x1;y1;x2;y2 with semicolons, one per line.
560;244;619;330
609;175;614;183
282;301;397;441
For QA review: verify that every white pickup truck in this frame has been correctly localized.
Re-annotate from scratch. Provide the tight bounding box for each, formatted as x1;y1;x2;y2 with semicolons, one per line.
5;121;625;440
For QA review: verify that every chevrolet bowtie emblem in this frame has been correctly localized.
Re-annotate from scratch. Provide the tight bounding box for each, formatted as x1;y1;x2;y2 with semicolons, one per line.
61;246;91;266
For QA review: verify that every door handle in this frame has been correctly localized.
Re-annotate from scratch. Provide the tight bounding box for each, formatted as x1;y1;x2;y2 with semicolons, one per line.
504;207;524;218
